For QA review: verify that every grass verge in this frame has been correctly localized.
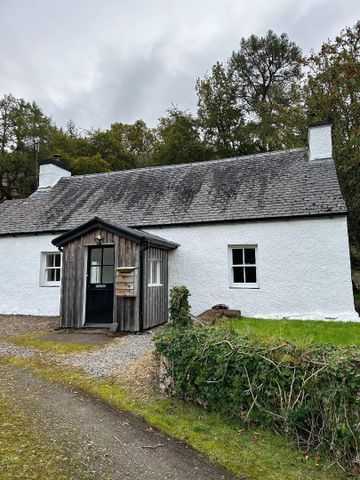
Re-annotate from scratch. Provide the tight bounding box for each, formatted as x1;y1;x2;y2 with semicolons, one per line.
6;333;100;354
0;354;348;480
216;317;360;346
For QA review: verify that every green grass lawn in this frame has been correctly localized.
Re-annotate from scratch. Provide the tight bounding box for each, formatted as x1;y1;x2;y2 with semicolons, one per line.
217;317;360;346
7;333;101;354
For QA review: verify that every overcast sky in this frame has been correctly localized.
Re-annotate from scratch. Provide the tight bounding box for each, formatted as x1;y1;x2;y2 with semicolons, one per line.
0;0;358;130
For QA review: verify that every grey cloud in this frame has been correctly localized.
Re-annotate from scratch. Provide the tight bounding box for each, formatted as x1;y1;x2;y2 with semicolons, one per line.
0;0;358;130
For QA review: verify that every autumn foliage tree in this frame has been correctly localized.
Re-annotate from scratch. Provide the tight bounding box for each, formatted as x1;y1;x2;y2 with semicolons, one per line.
305;21;360;247
196;30;306;156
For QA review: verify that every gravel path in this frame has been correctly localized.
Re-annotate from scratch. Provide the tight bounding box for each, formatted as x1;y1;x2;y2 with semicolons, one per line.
58;332;156;377
0;329;157;378
0;314;160;379
0;341;35;358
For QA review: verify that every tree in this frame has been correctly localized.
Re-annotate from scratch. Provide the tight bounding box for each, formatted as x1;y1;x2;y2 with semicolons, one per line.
196;62;252;157
0;94;55;200
0;94;54;154
109;120;156;166
88;128;137;171
152;107;214;166
0;151;37;201
197;30;306;156
67;154;111;175
305;21;360;247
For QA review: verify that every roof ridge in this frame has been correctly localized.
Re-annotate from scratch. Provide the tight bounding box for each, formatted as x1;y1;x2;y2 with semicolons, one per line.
61;147;307;181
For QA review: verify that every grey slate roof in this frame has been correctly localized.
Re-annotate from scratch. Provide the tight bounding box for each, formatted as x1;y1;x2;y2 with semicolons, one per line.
0;148;347;235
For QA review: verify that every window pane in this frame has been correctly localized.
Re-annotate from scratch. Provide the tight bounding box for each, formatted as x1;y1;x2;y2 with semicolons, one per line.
244;248;256;265
245;267;257;283
152;262;159;284
232;249;243;265
233;267;244;283
46;254;54;267
150;262;154;284
102;266;114;284
46;269;55;282
90;266;101;283
153;262;159;284
54;254;61;267
91;248;102;266
103;248;114;266
55;269;61;281
149;261;160;284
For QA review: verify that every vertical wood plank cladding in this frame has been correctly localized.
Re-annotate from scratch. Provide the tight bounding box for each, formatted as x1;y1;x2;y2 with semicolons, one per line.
116;237;140;332
143;247;169;329
60;226;173;331
60;227;141;330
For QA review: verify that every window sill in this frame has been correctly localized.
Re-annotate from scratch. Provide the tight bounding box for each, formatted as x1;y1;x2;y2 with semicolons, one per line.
148;284;163;288
230;284;259;289
40;283;61;288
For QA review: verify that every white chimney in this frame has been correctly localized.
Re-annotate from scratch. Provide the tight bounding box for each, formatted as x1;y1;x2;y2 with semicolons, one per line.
38;155;71;188
308;121;332;161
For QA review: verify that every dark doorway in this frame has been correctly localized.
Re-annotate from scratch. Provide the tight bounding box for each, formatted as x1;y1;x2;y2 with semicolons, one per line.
85;246;114;324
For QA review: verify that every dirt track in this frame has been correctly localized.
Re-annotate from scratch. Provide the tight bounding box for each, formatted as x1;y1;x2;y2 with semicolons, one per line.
0;362;237;480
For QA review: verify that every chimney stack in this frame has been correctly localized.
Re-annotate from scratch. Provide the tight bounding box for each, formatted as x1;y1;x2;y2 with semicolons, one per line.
308;121;332;161
38;155;71;188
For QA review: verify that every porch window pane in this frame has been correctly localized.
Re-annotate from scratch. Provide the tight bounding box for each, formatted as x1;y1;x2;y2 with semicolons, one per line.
148;260;161;286
103;248;114;266
102;266;114;284
54;254;61;267
91;248;102;266
90;266;101;284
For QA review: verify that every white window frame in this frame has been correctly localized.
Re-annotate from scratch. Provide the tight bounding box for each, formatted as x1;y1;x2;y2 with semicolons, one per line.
148;259;162;287
40;251;62;287
228;245;259;289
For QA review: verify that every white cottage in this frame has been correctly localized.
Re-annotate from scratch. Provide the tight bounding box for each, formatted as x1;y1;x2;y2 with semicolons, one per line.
0;122;358;329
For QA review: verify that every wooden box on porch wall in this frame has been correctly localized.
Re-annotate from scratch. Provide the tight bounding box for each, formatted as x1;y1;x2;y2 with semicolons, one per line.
115;266;138;297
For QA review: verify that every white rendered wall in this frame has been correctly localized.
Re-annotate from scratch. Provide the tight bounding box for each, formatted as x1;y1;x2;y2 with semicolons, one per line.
0;234;60;316
0;216;357;321
145;216;358;321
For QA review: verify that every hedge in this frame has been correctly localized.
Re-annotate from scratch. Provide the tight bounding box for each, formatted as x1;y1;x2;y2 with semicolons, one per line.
155;323;360;469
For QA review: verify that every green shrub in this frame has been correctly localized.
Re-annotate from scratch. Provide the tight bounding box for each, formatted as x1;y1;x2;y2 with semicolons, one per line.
169;286;192;328
155;324;360;470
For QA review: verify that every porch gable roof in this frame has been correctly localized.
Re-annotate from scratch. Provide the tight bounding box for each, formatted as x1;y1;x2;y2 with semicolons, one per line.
52;217;179;250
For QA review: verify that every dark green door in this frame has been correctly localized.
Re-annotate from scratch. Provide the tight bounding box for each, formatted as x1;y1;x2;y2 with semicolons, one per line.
85;246;114;324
